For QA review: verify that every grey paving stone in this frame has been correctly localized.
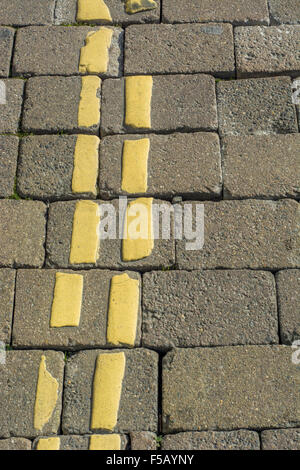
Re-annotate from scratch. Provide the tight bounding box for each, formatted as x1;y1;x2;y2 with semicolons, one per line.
0;350;64;438
130;432;157;450
33;434;128;450
142;270;278;351
269;0;300;25
62;348;158;434
223;134;300;199
0;28;14;77
12;269;141;349
176;200;300;270
99;133;222;199
162;346;300;432
235;26;300;78
125;24;234;76
0;438;32;450
0;200;46;268
276;270;300;344
0;79;24;133
0;0;55;26
101;74;217;136
161;430;260;450
13;26;123;78
261;428;300;450
217;77;298;136
162;0;269;25
0;136;18;198
0;269;16;344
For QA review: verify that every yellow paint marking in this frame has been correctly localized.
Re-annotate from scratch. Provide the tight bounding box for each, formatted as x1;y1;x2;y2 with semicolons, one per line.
125;0;158;14
78;76;101;128
125;76;152;129
121;138;149;193
36;437;60;451
50;273;83;328
107;273;139;347
69;200;100;264
72;135;99;196
79;28;113;74
89;434;121;450
91;352;125;431
77;0;112;22
122;197;154;261
34;355;59;431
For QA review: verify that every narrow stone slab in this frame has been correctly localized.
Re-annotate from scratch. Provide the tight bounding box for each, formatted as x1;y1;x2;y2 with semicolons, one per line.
161;431;260;450
0;79;24;133
261;429;300;450
276;270;300;344
0;136;18;198
269;0;300;25
130;432;157;450
62;349;158;434
162;346;300;432
0;0;55;26
34;434;127;450
125;24;234;76
0;269;15;344
0;438;32;450
0;28;14;77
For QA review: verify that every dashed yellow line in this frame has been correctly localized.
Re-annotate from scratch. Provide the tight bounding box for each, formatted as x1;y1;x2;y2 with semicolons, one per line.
89;434;121;450
79;28;113;74
50;272;83;328
121;138;149;193
72;135;99;196
78;76;101;129
36;437;60;450
125;76;153;129
34;355;59;431
77;0;112;22
69;200;100;265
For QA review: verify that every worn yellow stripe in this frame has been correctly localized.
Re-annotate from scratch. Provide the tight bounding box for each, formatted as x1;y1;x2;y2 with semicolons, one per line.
91;352;125;431
34;355;59;431
50;273;83;328
77;0;112;22
36;437;60;451
78;76;101;128
69;200;100;264
89;434;121;450
72;135;99;196
79;28;113;74
121;138;149;193
125;0;158;14
125;76;152;129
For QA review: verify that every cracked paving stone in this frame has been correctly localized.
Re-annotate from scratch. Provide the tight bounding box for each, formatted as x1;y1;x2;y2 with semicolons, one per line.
261;429;300;450
161;430;260;450
33;434;128;450
0;79;24;133
0;0;55;26
0;136;19;198
0;27;15;77
269;0;300;25
0;438;32;450
0;269;16;345
276;270;300;344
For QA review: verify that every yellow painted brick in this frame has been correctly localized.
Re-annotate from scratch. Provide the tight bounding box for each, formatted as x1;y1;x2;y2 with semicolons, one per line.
72;135;99;196
125;76;152;129
89;434;121;450
50;273;83;328
77;0;112;22
78;76;101;128
79;28;113;74
121;138;149;193
69;200;100;264
34;355;59;431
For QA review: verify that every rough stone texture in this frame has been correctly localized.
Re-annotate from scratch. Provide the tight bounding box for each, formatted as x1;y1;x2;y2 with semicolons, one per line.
161;430;260;450
142;270;278;350
99;133;222;199
162;0;269;25
276;270;300;344
0;350;64;438
33;434;128;450
0;136;18;198
176;200;300;270
162;346;300;432
269;0;300;25
22;76;100;134
0;0;55;26
13;26;123;78
223;134;300;199
261;428;300;450
0;269;16;345
0;438;32;450
101;74;217;136
0;27;14;77
0;79;24;133
217;77;298;136
62;348;158;434
0;200;46;268
13;269;141;349
235;26;300;78
125;24;234;76
130;432;157;450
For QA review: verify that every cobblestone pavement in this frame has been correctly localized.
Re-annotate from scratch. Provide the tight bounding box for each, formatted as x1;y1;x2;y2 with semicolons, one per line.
0;0;299;451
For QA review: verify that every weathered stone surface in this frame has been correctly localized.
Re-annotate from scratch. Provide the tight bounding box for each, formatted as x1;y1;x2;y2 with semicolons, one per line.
162;346;300;432
0;438;32;450
217;77;298;136
235;26;300;78
125;24;234;76
0;0;55;26
0;79;24;133
0;350;64;438
62;349;158;434
0;269;16;344
276;270;300;344
223;134;300;199
176;200;300;270
261;428;300;450
0;28;14;77
0;136;18;198
33;434;128;450
161;430;260;450
130;432;157;450
269;0;300;25
99;133;221;199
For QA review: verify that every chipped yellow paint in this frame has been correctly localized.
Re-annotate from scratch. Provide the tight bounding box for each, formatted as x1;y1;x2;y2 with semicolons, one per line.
125;76;152;129
34;355;59;431
121;138;149;193
69;200;100;264
122;197;154;261
50;272;83;328
78;76;101;128
107;273;139;347
89;434;121;450
91;352;125;431
72;135;99;196
79;28;113;74
36;437;60;451
77;0;112;22
125;0;158;14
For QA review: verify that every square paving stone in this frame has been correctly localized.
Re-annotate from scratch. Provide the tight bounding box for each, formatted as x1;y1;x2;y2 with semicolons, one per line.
124;24;235;76
0;350;64;438
0;0;55;26
223;134;300;199
62;348;158;434
99;133;222;199
261;429;300;450
161;430;260;450
0;438;32;450
0;136;18;198
142;270;278;350
101;74;217;136
162;346;300;432
0;269;16;345
176;200;300;270
0;28;14;77
13;26;123;78
269;0;300;25
0;79;24;133
217;77;298;136
276;270;300;344
130;432;157;450
33;434;128;450
0;200;46;268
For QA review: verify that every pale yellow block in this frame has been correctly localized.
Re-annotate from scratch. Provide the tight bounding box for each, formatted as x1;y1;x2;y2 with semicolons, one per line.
79;28;113;74
122;197;154;261
125;0;158;14
89;434;121;450
69;200;100;264
50;273;83;328
121;138;149;193
125;76;153;129
77;0;112;22
34;355;59;431
78;76;101;128
72;135;99;196
91;352;125;431
36;437;60;451
107;273;139;347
